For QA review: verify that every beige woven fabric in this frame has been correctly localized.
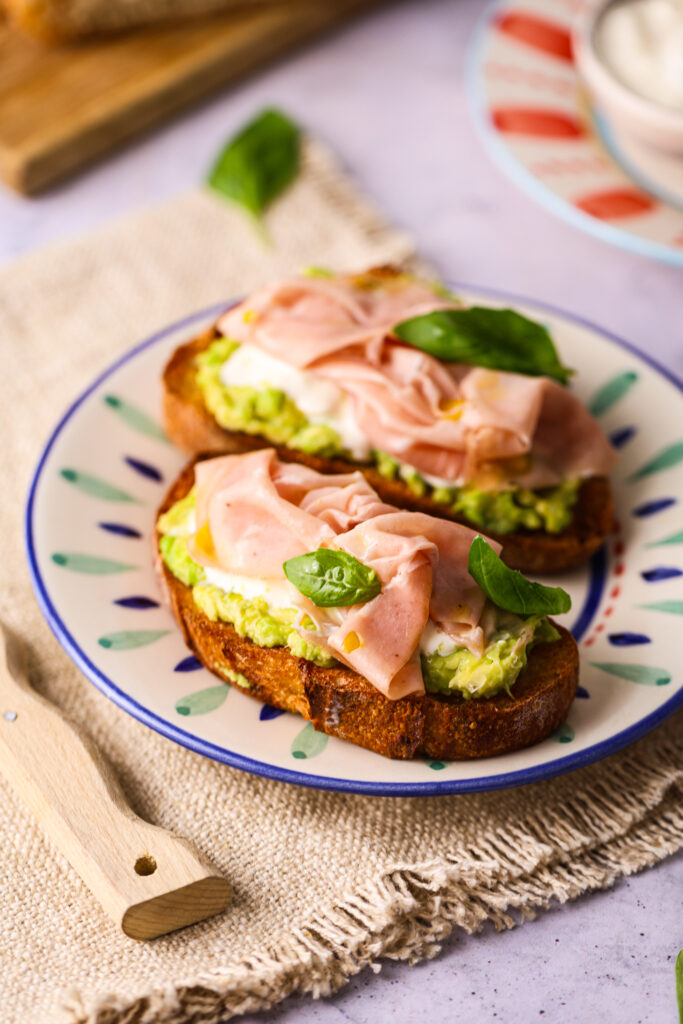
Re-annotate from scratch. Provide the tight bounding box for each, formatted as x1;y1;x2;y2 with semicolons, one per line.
0;141;681;1024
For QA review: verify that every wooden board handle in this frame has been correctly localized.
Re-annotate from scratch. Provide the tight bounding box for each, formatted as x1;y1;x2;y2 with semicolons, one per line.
0;627;231;939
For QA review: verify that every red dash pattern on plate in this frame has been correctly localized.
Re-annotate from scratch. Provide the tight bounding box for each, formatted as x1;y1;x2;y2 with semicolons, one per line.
496;11;573;61
584;537;626;647
574;188;656;220
492;107;584;137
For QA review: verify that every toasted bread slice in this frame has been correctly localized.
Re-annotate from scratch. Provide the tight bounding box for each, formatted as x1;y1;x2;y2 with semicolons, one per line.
162;327;613;573
156;463;579;761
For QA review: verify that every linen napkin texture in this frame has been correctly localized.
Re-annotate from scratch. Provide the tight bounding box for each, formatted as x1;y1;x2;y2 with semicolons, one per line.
0;140;680;1024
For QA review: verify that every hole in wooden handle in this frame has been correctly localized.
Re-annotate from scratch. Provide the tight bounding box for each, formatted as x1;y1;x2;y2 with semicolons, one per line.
134;854;157;876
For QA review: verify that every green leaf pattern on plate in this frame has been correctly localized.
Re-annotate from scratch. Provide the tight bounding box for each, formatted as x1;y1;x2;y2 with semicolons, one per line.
291;722;328;760
591;662;671;686
98;630;170;650
628;441;683;482
60;468;141;503
550;722;574;743
52;552;136;574
587;371;638;416
638;601;683;616
103;395;169;443
646;530;683;548
175;685;229;716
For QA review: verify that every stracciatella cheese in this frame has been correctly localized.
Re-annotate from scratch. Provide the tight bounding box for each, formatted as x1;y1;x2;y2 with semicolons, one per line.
220;343;371;461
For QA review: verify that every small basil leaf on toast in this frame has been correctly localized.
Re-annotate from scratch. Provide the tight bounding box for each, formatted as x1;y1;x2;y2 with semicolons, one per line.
468;535;571;616
283;548;381;607
394;307;572;384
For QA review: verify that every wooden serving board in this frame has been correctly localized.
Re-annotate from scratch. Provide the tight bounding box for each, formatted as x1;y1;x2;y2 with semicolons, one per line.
0;0;378;195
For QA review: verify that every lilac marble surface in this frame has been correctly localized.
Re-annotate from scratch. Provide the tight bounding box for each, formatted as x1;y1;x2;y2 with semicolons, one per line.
239;858;682;1024
1;1;681;1020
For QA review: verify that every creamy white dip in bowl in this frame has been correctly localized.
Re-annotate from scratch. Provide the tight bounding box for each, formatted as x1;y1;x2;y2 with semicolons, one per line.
573;0;683;153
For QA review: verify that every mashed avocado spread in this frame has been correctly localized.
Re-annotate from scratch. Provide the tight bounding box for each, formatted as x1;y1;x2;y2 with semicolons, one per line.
195;338;579;535
423;615;557;699
158;492;558;700
159;493;334;668
196;338;342;457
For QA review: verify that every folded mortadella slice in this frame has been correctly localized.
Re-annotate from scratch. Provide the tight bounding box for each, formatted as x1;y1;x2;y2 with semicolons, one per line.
215;273;617;490
218;274;455;369
458;369;618;488
191;451;334;575
190;449;389;577
333;511;499;674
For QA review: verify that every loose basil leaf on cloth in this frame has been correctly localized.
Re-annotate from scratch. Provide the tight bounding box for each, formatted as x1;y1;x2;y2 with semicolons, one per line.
394;307;573;384
676;948;683;1024
207;108;300;219
468;535;571;616
283;548;381;607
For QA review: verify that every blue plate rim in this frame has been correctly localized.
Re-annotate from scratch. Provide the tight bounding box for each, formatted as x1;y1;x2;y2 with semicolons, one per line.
465;0;683;269
25;287;683;797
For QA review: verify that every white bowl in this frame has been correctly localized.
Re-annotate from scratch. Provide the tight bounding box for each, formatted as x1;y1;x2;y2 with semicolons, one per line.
573;0;683;154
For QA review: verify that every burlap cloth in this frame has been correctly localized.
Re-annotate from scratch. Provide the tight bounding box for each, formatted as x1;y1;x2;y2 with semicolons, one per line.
1;142;681;1024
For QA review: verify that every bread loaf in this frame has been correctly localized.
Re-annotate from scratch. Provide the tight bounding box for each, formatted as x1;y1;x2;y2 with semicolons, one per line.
3;0;274;42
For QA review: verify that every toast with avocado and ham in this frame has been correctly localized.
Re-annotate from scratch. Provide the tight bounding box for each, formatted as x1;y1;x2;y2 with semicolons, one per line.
156;449;579;760
162;266;616;574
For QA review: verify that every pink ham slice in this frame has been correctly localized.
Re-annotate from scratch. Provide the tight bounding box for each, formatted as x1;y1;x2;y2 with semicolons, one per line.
458;369;618;488
190;449;390;576
316;346;470;481
189;450;500;700
191;452;334;575
218;274;452;369
216;274;617;489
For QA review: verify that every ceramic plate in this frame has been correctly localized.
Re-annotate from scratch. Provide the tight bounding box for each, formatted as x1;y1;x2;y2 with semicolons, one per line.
26;288;683;795
468;0;683;267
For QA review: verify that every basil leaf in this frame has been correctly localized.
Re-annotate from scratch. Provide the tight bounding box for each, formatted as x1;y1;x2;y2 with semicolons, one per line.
467;535;571;616
283;548;381;607
207;108;300;219
394;307;572;384
676;949;683;1024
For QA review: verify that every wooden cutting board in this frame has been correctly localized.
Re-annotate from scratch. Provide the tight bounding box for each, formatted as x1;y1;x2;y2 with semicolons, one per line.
0;0;378;195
